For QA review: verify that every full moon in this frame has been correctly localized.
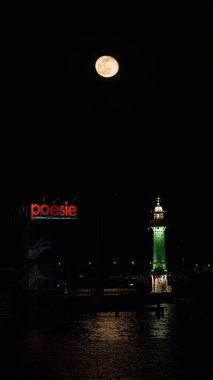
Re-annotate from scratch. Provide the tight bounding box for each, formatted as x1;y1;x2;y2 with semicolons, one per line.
95;55;119;78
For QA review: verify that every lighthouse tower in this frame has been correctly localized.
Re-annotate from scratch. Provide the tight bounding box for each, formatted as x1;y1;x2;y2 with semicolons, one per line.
149;196;169;293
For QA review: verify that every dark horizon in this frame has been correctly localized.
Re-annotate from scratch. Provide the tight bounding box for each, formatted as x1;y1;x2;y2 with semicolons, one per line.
3;191;211;277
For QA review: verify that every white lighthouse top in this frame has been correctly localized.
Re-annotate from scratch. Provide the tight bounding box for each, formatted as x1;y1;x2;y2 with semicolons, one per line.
154;196;164;219
154;196;163;212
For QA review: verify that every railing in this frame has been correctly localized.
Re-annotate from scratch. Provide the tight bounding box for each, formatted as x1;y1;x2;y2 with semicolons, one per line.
28;270;48;288
150;219;168;227
26;237;51;259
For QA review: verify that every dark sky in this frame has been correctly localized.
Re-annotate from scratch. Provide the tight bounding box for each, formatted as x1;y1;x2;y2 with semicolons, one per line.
2;3;212;271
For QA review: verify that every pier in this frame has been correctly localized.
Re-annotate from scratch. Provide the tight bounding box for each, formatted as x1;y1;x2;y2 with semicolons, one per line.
4;287;170;322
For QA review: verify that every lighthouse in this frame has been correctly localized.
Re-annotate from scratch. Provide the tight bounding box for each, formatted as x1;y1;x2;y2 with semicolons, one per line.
149;196;169;293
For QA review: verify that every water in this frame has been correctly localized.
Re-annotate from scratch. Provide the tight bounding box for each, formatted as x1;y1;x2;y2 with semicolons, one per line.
1;302;212;379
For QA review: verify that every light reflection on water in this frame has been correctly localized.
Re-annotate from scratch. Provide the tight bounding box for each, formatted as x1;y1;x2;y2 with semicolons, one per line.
1;303;212;379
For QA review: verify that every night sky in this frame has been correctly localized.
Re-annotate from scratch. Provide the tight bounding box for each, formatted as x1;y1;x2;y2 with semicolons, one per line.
2;3;212;272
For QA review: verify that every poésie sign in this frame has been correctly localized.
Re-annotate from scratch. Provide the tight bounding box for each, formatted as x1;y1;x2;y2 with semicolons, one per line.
31;203;77;221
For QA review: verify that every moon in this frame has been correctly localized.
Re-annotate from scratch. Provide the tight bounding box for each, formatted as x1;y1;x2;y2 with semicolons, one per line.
95;56;119;78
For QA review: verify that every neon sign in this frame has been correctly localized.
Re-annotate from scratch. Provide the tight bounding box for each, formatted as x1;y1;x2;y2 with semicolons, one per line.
31;203;77;221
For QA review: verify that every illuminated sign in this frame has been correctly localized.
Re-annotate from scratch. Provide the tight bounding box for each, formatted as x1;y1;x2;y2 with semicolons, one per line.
31;202;77;221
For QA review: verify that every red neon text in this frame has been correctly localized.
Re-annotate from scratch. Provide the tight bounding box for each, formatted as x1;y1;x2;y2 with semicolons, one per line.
31;204;77;221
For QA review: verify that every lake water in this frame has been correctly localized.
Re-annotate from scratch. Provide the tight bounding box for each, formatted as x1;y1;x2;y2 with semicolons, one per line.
1;301;212;379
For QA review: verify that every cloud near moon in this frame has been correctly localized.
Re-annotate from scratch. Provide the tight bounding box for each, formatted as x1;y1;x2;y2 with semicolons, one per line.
95;56;119;78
